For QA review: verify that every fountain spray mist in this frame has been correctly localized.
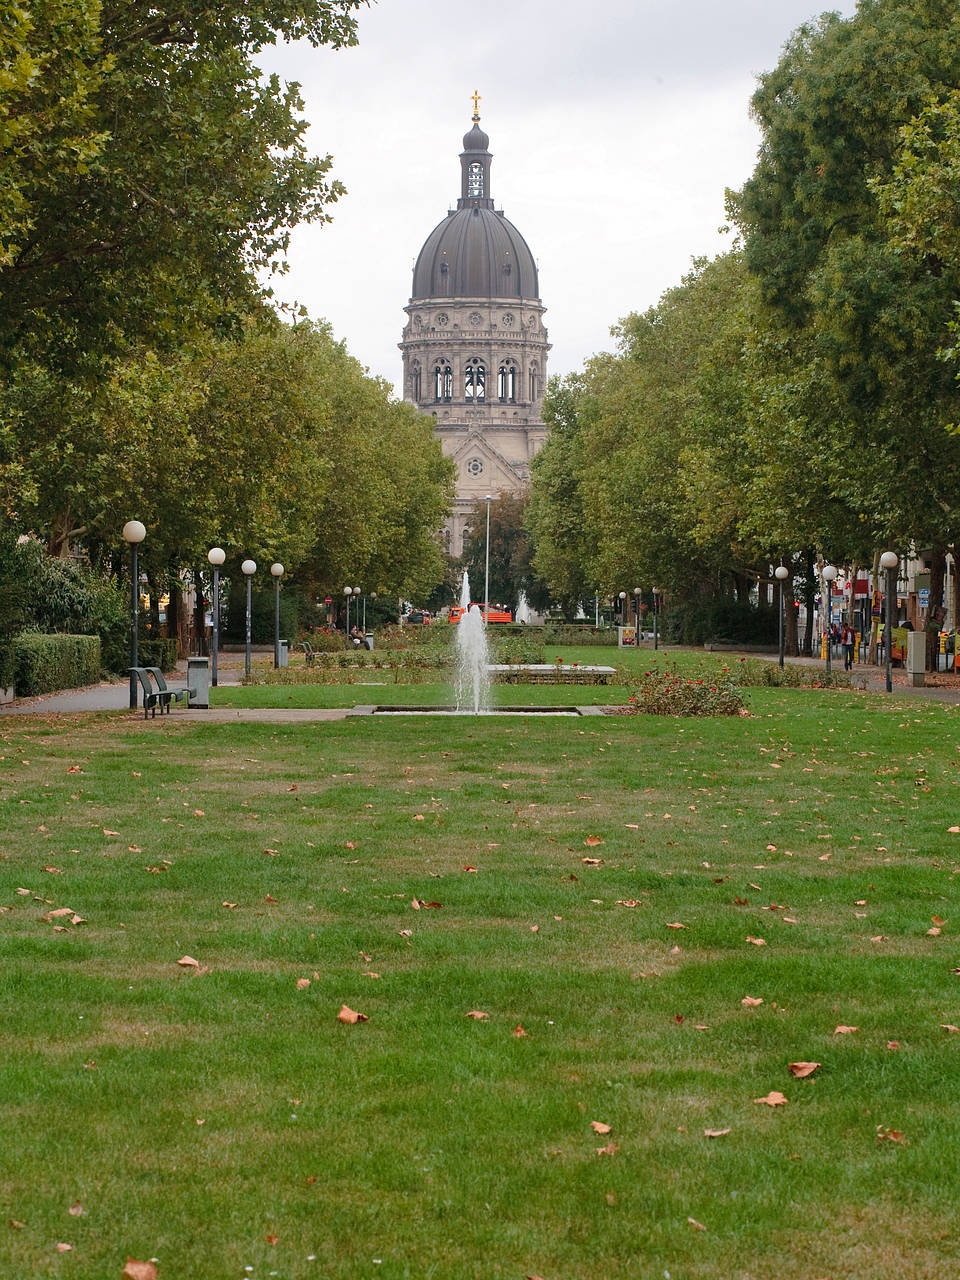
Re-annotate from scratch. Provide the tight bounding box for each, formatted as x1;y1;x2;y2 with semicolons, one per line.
455;604;490;714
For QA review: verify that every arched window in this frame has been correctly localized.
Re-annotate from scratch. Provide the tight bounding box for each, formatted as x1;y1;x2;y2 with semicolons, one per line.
498;361;517;403
411;361;421;402
439;261;449;296
434;360;452;402
465;358;485;402
529;362;539;401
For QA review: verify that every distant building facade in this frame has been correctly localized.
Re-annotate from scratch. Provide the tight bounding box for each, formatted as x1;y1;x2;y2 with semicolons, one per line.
400;105;550;557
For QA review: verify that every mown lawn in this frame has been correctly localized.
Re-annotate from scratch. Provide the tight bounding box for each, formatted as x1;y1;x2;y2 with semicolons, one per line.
1;683;959;1279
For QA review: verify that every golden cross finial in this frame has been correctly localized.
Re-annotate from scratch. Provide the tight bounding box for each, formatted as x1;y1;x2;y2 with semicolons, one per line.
471;89;482;120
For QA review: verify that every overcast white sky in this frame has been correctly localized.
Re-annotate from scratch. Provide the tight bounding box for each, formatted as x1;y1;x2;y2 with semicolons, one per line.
258;0;858;396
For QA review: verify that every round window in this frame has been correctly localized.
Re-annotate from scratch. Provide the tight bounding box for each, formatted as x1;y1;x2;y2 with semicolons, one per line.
469;312;484;326
436;313;449;327
502;313;515;327
466;457;484;476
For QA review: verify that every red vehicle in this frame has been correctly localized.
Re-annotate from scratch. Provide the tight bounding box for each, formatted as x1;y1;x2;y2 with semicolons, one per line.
449;604;513;624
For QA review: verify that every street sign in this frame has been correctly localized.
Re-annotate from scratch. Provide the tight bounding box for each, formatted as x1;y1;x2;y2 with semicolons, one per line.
918;588;930;609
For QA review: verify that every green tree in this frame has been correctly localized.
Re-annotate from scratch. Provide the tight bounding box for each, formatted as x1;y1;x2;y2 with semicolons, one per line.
733;0;960;662
460;491;549;614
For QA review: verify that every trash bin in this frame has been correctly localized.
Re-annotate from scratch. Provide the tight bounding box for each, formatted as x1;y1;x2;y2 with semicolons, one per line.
364;633;374;651
279;640;289;668
187;656;210;708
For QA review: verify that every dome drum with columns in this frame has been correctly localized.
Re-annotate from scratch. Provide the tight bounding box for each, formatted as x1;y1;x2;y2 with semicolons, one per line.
400;104;550;558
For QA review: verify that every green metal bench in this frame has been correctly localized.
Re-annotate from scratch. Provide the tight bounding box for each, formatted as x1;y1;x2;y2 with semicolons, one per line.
147;667;194;710
129;667;165;719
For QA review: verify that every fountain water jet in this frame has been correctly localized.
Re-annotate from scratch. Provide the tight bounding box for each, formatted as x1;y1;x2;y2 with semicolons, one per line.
459;569;471;611
455;604;491;714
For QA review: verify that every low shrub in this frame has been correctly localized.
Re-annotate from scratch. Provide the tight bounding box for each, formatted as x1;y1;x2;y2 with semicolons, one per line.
491;634;545;664
619;664;746;716
14;633;101;697
300;626;348;654
544;624;620;646
720;657;854;689
138;637;180;672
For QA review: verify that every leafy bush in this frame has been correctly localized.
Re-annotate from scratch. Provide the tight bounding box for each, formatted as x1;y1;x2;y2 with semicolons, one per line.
663;600;779;646
544;624;620;646
138;637;180;672
14;634;101;696
619;664;746;716
721;657;854;689
299;626;347;653
491;634;545;664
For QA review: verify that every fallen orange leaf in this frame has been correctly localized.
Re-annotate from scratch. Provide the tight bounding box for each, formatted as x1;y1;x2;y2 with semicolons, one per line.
687;1217;706;1231
595;1142;619;1155
788;1062;820;1078
584;835;603;847
745;936;766;946
465;1011;488;1019
754;1091;787;1107
940;1024;960;1033
590;1121;612;1134
337;1005;368;1024
296;978;311;990
703;1128;731;1138
177;956;199;968
512;1023;528;1038
741;996;763;1007
67;1201;84;1217
666;922;686;930
834;1025;858;1034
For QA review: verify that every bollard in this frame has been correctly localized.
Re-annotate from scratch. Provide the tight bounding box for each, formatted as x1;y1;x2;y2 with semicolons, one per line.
906;632;925;688
187;656;210;708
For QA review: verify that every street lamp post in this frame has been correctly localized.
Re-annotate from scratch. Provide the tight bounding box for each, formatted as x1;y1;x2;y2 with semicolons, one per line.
775;565;789;668
822;564;838;676
122;520;146;709
241;559;257;678
483;494;492;624
633;587;642;643
344;586;352;636
653;588;660;651
880;550;899;694
207;547;225;686
618;590;626;629
368;591;377;634
270;563;284;667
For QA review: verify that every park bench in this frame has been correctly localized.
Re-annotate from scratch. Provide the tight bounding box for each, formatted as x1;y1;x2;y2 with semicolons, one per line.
301;641;315;666
129;667;165;719
147;667;194;711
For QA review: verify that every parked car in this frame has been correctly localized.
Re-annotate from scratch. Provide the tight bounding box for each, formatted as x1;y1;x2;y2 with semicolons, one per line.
406;610;431;625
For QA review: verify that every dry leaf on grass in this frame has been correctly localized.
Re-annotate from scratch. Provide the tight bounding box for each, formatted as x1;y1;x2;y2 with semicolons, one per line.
745;936;766;946
296;978;311;990
741;996;763;1007
512;1023;528;1038
834;1024;858;1034
590;1121;612;1134
337;1005;368;1024
122;1260;158;1280
584;835;603;846
595;1142;619;1155
788;1062;820;1078
581;857;603;866
56;1243;72;1252
754;1091;787;1107
68;1201;84;1216
465;1011;488;1019
177;956;199;968
666;922;686;930
703;1128;731;1138
8;1220;25;1229
687;1217;706;1231
876;1125;907;1144
940;1024;960;1033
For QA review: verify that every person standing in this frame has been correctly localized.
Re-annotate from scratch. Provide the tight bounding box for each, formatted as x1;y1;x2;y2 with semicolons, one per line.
841;623;855;671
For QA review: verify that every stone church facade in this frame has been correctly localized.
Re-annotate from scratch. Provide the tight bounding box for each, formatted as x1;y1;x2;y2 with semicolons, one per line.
400;107;550;558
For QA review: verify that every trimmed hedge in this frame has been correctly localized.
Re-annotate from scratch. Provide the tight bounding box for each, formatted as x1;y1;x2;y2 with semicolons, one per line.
138;637;179;672
14;634;101;697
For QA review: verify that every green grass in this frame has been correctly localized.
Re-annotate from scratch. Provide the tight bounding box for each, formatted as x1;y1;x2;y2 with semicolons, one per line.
1;684;959;1278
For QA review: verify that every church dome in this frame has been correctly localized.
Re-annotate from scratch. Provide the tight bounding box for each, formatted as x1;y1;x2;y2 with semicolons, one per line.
410;115;539;302
412;207;538;301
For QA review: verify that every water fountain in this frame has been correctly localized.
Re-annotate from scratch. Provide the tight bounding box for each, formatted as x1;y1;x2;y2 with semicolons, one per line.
516;588;532;625
459;569;471;611
455;604;491;714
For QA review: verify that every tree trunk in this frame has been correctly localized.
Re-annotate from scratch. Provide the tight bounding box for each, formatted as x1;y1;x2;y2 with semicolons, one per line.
193;566;207;656
802;547;815;656
867;549;881;665
926;545;946;670
167;575;184;655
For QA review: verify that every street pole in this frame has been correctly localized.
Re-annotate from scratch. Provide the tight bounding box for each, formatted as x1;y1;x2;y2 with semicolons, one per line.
122;521;146;709
483;494;492;624
653;589;659;651
208;547;225;686
822;565;837;676
880;551;899;693
241;559;256;678
775;565;789;668
271;563;284;668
